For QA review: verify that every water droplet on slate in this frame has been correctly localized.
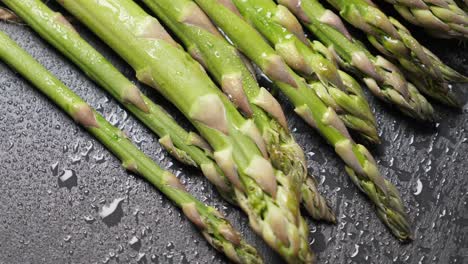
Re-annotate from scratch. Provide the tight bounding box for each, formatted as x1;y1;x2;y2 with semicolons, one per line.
58;169;77;189
64;235;72;242
84;215;95;224
50;162;59;176
129;236;141;251
150;254;159;263
414;179;423;195
137;253;147;264
350;244;359;258
166;242;174;250
99;197;125;226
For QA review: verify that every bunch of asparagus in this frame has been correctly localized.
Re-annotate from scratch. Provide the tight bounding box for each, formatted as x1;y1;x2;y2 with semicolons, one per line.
140;0;335;222
56;0;316;262
0;29;261;264
225;0;380;144
323;0;467;106
192;0;412;242
1;0;467;262
5;0;334;220
383;0;468;39
278;0;436;119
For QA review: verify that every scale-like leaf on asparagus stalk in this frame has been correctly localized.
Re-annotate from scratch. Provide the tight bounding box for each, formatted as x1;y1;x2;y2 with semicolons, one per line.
0;7;20;22
57;0;313;262
278;0;435;121
142;0;335;223
0;29;262;264
230;0;379;144
193;0;412;241
325;0;468;106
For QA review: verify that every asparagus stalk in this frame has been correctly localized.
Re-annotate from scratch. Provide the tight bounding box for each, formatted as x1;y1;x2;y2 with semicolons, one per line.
383;0;468;39
2;0;237;204
228;0;379;144
325;0;468;106
141;0;335;222
278;0;435;121
193;0;412;241
0;29;262;264
58;0;313;262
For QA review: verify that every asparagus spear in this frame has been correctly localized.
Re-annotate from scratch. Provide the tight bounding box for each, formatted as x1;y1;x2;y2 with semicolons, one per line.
278;0;435;121
141;0;335;222
193;0;412;240
0;29;262;264
2;0;237;204
57;0;313;262
383;0;468;39
325;0;468;106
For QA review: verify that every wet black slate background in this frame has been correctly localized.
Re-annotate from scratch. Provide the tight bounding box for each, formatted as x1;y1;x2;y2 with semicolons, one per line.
0;3;467;264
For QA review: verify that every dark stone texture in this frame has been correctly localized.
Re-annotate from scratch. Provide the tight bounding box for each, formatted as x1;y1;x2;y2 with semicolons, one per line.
0;4;467;264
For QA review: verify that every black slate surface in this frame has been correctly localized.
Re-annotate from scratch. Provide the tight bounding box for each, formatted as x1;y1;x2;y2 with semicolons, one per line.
0;3;467;264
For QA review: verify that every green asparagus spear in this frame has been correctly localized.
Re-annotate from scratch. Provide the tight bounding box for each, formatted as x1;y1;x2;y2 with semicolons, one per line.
325;0;467;106
229;0;379;144
0;29;262;264
141;0;335;223
57;0;313;262
383;0;468;39
278;0;435;120
302;177;336;223
2;0;236;204
193;0;412;241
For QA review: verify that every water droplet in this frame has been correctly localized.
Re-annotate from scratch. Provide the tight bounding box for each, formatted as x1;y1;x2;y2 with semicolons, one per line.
150;254;159;263
166;242;174;250
50;162;59;176
83;215;95;223
414;179;423;196
70;156;81;164
350;244;359;258
137;253;147;263
117;244;124;253
94;154;105;163
58;169;77;189
99;197;125;226
129;236;141;251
